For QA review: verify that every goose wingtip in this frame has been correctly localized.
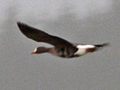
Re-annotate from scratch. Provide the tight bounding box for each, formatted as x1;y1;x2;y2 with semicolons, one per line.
17;21;23;25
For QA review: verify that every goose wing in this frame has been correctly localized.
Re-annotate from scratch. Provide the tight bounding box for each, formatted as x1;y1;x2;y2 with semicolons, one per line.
17;22;73;47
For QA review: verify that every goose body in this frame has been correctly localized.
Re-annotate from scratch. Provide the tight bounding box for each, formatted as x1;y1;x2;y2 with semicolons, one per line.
17;22;109;58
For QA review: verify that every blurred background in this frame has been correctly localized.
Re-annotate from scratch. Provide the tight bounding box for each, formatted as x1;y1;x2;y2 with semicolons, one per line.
0;0;120;90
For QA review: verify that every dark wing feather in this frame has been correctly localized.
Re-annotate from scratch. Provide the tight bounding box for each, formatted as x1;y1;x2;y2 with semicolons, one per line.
17;22;73;47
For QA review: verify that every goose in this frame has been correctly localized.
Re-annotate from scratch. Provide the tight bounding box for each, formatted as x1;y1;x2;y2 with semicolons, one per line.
17;22;109;58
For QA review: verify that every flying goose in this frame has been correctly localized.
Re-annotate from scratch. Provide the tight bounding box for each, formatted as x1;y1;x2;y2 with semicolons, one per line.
17;22;109;58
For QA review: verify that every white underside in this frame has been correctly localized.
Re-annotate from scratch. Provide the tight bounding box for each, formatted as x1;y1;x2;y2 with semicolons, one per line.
74;45;95;55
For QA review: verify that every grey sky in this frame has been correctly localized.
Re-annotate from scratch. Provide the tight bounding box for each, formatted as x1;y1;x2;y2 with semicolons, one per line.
0;0;120;90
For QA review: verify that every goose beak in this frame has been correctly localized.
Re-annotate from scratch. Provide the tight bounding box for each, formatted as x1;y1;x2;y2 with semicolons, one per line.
31;51;36;54
31;48;37;54
31;51;35;54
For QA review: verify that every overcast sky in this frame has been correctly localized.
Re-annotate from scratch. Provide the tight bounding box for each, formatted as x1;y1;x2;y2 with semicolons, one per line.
0;0;120;90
